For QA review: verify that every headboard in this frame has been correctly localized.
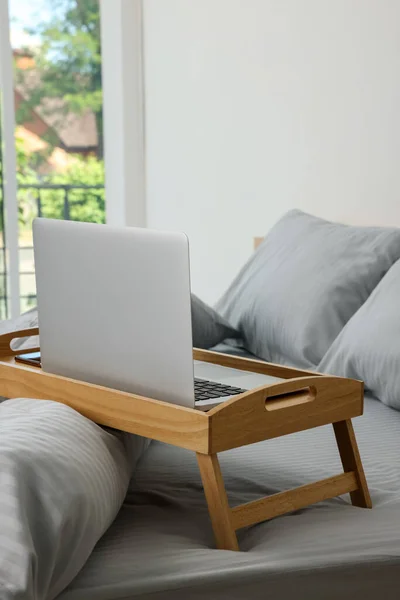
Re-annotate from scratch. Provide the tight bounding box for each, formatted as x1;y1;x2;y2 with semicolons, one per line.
254;237;264;250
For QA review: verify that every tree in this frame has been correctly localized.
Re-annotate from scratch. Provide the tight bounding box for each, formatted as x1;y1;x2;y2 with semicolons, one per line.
40;156;105;224
16;0;103;156
2;138;105;232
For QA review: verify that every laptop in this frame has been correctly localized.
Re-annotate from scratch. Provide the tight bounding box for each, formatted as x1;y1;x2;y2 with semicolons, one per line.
33;219;282;411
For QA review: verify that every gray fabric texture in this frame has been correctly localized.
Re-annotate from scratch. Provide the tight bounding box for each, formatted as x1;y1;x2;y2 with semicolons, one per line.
216;209;400;368
319;258;400;410
210;342;257;358
60;396;400;600
191;294;239;349
0;398;133;600
8;297;239;354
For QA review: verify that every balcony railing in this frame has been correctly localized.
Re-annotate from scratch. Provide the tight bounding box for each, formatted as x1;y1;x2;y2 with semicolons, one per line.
15;183;105;314
18;183;105;221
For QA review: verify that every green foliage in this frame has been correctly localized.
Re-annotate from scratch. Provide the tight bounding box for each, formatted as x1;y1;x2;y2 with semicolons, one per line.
39;156;105;224
15;137;38;183
15;137;44;227
16;141;105;230
16;0;103;155
0;138;36;232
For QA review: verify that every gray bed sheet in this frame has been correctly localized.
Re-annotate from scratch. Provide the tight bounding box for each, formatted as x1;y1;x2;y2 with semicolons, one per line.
60;394;400;600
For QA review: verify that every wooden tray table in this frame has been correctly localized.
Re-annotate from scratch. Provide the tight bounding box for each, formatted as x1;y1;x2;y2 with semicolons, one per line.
0;328;372;551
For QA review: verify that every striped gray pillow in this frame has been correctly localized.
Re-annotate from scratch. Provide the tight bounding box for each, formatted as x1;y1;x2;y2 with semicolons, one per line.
0;398;133;599
217;210;400;368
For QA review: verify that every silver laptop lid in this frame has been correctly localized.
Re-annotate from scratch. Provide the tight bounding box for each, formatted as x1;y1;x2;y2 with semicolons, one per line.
33;218;195;407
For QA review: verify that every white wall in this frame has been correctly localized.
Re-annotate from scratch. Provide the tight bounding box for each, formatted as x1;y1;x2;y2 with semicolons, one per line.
100;0;146;228
144;0;400;304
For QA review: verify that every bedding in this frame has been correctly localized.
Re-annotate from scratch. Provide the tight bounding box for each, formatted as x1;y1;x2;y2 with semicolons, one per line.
191;294;239;349
2;217;400;599
0;398;133;600
4;294;238;356
319;258;400;410
60;394;400;600
210;342;257;358
216;209;400;368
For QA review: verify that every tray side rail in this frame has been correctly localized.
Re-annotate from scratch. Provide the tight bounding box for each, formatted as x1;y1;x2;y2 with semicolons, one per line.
207;376;364;453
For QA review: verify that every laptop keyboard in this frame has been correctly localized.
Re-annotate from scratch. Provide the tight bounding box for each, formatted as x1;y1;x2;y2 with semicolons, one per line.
194;378;247;402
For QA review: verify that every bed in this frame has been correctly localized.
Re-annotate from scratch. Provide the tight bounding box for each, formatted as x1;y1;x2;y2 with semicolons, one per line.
60;210;400;599
3;209;400;599
60;390;400;600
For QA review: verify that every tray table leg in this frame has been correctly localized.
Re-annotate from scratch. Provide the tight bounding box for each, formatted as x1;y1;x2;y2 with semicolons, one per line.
196;453;239;551
333;419;372;509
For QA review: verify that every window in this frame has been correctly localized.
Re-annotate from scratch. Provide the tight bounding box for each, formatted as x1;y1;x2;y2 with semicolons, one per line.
8;0;105;312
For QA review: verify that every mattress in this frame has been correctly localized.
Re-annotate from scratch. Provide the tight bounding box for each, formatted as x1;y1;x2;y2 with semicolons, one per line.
60;394;400;600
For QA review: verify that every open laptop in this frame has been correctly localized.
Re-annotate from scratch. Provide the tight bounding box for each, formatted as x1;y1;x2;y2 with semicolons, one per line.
33;219;282;411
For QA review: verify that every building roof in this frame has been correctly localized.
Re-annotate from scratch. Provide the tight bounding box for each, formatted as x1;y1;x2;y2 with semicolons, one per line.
14;50;98;152
16;125;76;173
38;97;98;150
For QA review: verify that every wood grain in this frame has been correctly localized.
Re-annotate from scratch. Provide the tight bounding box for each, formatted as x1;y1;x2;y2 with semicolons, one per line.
231;472;358;530
0;327;40;357
333;420;372;509
0;360;209;453
197;453;239;551
194;348;319;379
208;376;363;453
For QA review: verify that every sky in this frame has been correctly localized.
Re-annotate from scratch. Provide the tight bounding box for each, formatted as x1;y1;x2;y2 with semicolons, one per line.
9;0;50;48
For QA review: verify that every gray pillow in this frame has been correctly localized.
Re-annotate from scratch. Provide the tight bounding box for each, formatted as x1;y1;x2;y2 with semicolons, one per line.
8;299;238;353
216;210;400;368
319;258;400;410
0;398;132;599
191;294;239;349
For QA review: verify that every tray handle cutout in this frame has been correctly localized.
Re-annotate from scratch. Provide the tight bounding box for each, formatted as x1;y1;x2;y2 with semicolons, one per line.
265;386;317;411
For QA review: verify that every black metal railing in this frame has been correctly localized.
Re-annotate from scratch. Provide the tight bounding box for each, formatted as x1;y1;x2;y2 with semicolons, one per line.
16;183;105;312
18;183;105;221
